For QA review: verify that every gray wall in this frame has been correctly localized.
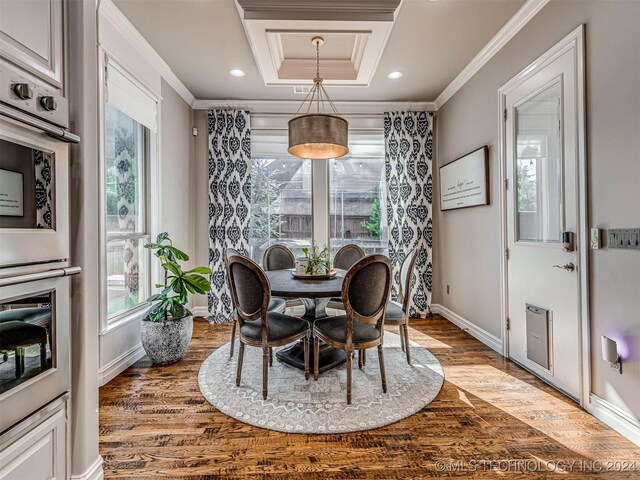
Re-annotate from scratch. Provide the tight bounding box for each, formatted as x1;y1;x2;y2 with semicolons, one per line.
194;110;209;310
160;79;196;279
434;0;640;420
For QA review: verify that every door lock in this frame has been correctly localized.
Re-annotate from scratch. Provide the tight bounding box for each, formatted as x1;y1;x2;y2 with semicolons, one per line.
553;262;575;272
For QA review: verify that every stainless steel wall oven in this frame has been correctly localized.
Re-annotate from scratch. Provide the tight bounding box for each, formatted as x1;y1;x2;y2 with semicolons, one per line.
0;59;80;435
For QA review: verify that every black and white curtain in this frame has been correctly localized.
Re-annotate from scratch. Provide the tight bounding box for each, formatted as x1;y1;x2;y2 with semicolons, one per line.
384;111;434;317
207;110;252;324
34;150;53;229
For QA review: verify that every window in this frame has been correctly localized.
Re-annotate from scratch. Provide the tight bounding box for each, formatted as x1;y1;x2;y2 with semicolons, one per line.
248;156;312;263
329;136;387;256
248;130;386;263
102;57;157;322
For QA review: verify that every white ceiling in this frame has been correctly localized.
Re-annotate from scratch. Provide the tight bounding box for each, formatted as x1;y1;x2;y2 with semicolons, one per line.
113;0;526;102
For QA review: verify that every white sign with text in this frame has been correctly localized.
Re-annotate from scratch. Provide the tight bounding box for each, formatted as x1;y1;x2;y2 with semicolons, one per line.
0;169;24;216
440;147;488;211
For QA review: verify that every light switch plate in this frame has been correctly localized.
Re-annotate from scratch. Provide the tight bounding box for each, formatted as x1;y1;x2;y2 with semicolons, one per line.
590;228;600;249
608;228;640;249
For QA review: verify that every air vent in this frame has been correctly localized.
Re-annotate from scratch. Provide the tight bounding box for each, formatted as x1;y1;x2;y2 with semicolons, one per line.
293;85;313;94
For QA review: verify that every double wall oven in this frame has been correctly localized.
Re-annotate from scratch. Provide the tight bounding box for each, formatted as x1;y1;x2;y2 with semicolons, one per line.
0;59;80;435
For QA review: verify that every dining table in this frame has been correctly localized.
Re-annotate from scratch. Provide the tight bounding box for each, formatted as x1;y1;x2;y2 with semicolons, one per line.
264;268;347;373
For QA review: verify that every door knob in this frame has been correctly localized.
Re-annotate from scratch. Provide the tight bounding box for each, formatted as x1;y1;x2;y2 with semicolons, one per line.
553;262;575;272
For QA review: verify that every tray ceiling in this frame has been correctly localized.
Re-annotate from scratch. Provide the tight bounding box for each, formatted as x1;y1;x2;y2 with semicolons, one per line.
112;0;526;102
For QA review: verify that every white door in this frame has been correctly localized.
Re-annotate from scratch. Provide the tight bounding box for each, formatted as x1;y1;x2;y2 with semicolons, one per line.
504;45;582;400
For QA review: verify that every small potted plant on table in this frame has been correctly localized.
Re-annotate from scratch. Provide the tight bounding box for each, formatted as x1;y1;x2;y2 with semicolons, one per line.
141;232;212;365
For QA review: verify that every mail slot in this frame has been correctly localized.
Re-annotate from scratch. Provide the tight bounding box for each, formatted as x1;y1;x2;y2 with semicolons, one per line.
526;304;550;369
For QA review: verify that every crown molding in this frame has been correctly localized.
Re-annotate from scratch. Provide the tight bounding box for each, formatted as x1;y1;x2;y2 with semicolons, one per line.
434;0;551;109
236;0;402;22
99;0;196;106
191;99;436;114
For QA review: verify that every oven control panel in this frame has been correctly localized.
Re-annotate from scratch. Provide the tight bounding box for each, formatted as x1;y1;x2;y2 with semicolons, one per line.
0;60;68;128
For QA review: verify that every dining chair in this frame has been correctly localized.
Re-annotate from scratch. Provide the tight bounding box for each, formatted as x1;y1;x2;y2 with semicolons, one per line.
224;248;286;358
262;244;302;309
313;255;391;404
383;249;419;364
227;254;310;400
327;243;366;310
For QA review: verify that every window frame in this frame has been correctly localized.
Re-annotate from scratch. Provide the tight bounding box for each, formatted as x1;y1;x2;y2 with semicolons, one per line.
99;51;159;334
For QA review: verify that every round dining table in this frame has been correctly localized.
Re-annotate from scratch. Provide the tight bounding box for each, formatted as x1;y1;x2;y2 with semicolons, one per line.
264;268;347;373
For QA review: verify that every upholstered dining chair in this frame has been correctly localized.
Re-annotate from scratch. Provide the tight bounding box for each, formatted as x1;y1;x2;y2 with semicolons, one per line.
226;254;310;400
383;249;419;364
313;255;391;404
262;244;301;309
224;248;286;358
327;243;366;310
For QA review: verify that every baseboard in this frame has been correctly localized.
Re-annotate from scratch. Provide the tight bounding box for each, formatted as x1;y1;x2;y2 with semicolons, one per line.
192;306;209;318
70;456;104;480
588;394;640;447
430;303;503;354
98;343;145;386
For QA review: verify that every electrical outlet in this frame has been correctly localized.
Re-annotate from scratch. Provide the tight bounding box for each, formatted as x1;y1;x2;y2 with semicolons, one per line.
446;284;450;295
590;228;600;250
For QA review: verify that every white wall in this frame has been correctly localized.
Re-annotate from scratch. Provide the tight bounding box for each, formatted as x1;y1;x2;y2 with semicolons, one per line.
433;0;640;436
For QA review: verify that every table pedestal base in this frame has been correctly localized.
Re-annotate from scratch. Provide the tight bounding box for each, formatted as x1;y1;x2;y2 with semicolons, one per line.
275;297;347;373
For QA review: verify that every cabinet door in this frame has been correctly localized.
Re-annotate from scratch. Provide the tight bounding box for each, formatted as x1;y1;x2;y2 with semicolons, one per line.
0;0;64;89
0;407;67;480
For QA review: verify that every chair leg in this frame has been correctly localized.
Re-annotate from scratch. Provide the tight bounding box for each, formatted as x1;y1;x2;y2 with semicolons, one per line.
229;320;237;358
403;324;411;364
262;347;269;400
15;348;21;378
399;325;406;352
40;341;47;372
358;349;363;369
304;334;310;380
346;349;353;405
235;342;245;387
378;344;387;394
313;336;320;380
362;348;366;366
269;347;273;367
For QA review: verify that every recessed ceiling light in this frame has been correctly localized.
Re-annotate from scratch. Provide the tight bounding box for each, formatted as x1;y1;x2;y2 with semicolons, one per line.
388;71;403;79
230;69;246;77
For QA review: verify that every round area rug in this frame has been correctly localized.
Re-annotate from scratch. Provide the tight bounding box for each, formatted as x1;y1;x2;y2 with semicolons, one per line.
198;332;444;434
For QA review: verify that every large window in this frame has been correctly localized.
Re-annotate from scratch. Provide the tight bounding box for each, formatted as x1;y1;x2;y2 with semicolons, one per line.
248;131;386;263
104;105;150;319
329;137;387;256
102;57;157;323
248;156;312;263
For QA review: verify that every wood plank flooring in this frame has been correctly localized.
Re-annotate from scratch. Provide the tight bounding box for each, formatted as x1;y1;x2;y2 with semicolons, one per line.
100;316;640;479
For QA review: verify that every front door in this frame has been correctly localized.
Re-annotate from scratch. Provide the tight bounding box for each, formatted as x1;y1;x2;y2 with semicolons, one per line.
504;43;582;400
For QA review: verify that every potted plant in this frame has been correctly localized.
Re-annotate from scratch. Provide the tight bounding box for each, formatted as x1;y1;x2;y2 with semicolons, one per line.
141;232;212;365
299;245;331;275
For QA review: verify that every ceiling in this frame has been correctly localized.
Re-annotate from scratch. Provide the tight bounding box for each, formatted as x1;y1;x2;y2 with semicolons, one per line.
113;0;526;102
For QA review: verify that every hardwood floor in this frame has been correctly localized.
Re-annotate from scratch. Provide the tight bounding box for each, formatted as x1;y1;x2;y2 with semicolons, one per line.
100;316;640;479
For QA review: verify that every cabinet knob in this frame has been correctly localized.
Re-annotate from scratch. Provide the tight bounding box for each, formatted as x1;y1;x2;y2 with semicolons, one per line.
13;83;34;100
40;96;58;111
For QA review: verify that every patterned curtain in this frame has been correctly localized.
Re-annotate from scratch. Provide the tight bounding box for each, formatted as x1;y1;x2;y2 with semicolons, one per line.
34;150;53;229
384;111;434;317
115;127;140;303
207;110;252;324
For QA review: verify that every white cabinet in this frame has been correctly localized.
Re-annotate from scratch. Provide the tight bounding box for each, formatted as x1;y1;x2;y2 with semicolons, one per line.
0;396;67;480
0;0;64;90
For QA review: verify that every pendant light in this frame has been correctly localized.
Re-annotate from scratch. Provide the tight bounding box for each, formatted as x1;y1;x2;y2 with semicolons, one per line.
288;36;349;160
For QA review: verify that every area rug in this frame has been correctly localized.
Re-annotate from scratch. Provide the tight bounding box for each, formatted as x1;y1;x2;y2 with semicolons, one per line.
198;332;444;434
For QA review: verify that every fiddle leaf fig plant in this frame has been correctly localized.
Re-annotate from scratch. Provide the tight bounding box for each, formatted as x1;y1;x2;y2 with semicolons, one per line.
144;232;212;322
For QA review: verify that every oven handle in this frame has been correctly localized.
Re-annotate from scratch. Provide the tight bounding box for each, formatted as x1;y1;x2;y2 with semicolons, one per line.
0;103;81;144
0;266;81;287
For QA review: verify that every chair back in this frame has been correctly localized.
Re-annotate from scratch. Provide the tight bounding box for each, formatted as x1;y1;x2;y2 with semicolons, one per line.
263;244;295;271
333;244;365;270
342;255;391;327
399;249;419;314
226;255;270;324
